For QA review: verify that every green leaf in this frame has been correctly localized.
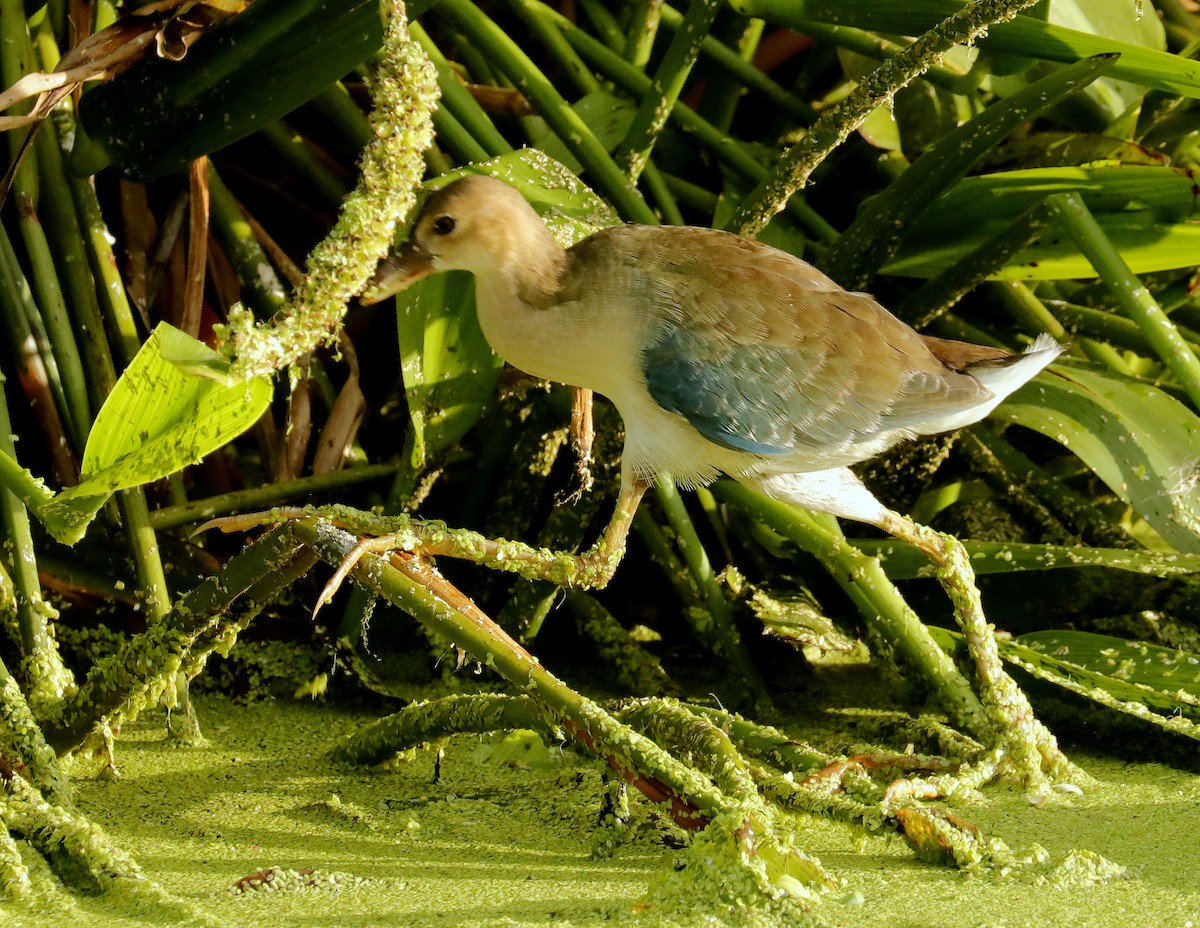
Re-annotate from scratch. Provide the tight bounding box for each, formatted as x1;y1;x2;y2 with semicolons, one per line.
410;149;620;248
823;53;1117;287
533;89;638;176
997;361;1200;553
850;538;1200;578
884;165;1200;279
988;0;1167;127
729;0;1200;98
1017;630;1200;702
39;324;272;544
1007;630;1200;739
926;627;1200;741
396;270;505;474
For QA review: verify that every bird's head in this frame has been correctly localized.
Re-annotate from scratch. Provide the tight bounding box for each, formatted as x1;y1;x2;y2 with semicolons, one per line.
361;174;561;304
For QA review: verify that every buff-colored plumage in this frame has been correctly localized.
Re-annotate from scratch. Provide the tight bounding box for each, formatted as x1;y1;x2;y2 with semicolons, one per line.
367;174;1061;529
358;174;1075;785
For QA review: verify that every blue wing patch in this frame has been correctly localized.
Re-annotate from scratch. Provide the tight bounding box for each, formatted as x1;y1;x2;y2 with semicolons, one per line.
642;327;795;456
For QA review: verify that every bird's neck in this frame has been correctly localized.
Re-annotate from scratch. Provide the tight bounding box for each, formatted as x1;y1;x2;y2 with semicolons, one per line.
473;240;629;394
498;230;567;308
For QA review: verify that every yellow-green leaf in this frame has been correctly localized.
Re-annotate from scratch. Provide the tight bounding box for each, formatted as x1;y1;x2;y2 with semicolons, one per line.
39;324;271;544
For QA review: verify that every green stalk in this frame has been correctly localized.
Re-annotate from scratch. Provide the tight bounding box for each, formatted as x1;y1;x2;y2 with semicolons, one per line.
1043;300;1160;356
12;162;87;455
330;694;550;765
500;0;600;97
0;450;54;514
63;130;141;369
57;132;176;621
533;0;835;239
3;0;88;463
42;525;309;753
728;0;1044;236
710;481;990;735
896;203;1058;330
309;83;373;150
623;0;662;68
614;0;721;182
688;14;763;134
987;280;1070;342
0;654;69;800
0;370;70;710
660;4;815;124
432;102;492;165
565;592;672;694
29;125;92;455
206;165;288;319
501;0;682;222
433;0;656;224
44;113;111;403
0;228;74;487
297;518;740;822
654;477;771;710
731;0;1200;97
0;233;73;713
413;22;513;158
1047;191;1200;410
796;19;986;96
574;0;625;51
1159;0;1200;37
633;508;705;609
253;120;351;210
961;427;1134;550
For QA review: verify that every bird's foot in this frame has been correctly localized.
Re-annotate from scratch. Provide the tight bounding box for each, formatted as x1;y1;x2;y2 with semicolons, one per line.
570;537;626;590
920;527;1088;792
311;530;424;619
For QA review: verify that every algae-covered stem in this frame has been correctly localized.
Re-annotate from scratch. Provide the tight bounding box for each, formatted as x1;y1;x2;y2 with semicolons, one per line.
41;526;314;753
727;0;1046;237
296;519;764;832
223;0;438;379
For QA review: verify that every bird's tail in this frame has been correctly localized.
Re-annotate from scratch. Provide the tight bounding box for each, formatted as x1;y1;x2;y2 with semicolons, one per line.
966;332;1064;399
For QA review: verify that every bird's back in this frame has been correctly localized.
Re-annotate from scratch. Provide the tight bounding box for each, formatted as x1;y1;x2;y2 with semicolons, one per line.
562;224;1056;472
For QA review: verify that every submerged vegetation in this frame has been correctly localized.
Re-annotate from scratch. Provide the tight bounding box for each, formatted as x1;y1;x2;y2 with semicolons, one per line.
2;0;1200;922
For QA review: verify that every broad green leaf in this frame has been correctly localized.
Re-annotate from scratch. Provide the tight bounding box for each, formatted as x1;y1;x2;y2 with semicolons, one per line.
396;270;504;476
929;627;1200;740
884;165;1200;279
997;361;1200;553
1008;631;1200;739
534;90;637;177
1018;630;1200;701
405;149;619;248
39;324;272;544
823;54;1116;287
989;0;1167;126
728;0;1200;98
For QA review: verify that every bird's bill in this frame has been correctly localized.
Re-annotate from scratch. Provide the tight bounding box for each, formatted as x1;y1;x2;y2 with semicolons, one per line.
359;241;434;305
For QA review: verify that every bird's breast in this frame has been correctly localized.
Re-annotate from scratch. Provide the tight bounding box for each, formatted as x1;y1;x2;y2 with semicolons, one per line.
473;283;643;399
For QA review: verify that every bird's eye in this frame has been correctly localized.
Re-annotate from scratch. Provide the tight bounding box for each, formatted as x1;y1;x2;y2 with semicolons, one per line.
431;215;456;236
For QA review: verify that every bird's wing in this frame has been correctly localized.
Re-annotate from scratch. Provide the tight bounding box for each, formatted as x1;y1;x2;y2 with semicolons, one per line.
588;227;994;456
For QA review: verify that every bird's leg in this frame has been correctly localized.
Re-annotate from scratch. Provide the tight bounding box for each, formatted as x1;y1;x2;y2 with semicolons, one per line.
555;387;596;505
875;510;1079;788
305;482;642;612
572;473;650;588
211;474;651;615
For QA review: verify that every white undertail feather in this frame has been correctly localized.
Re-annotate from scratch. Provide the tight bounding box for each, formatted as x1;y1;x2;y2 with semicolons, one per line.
917;333;1064;434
